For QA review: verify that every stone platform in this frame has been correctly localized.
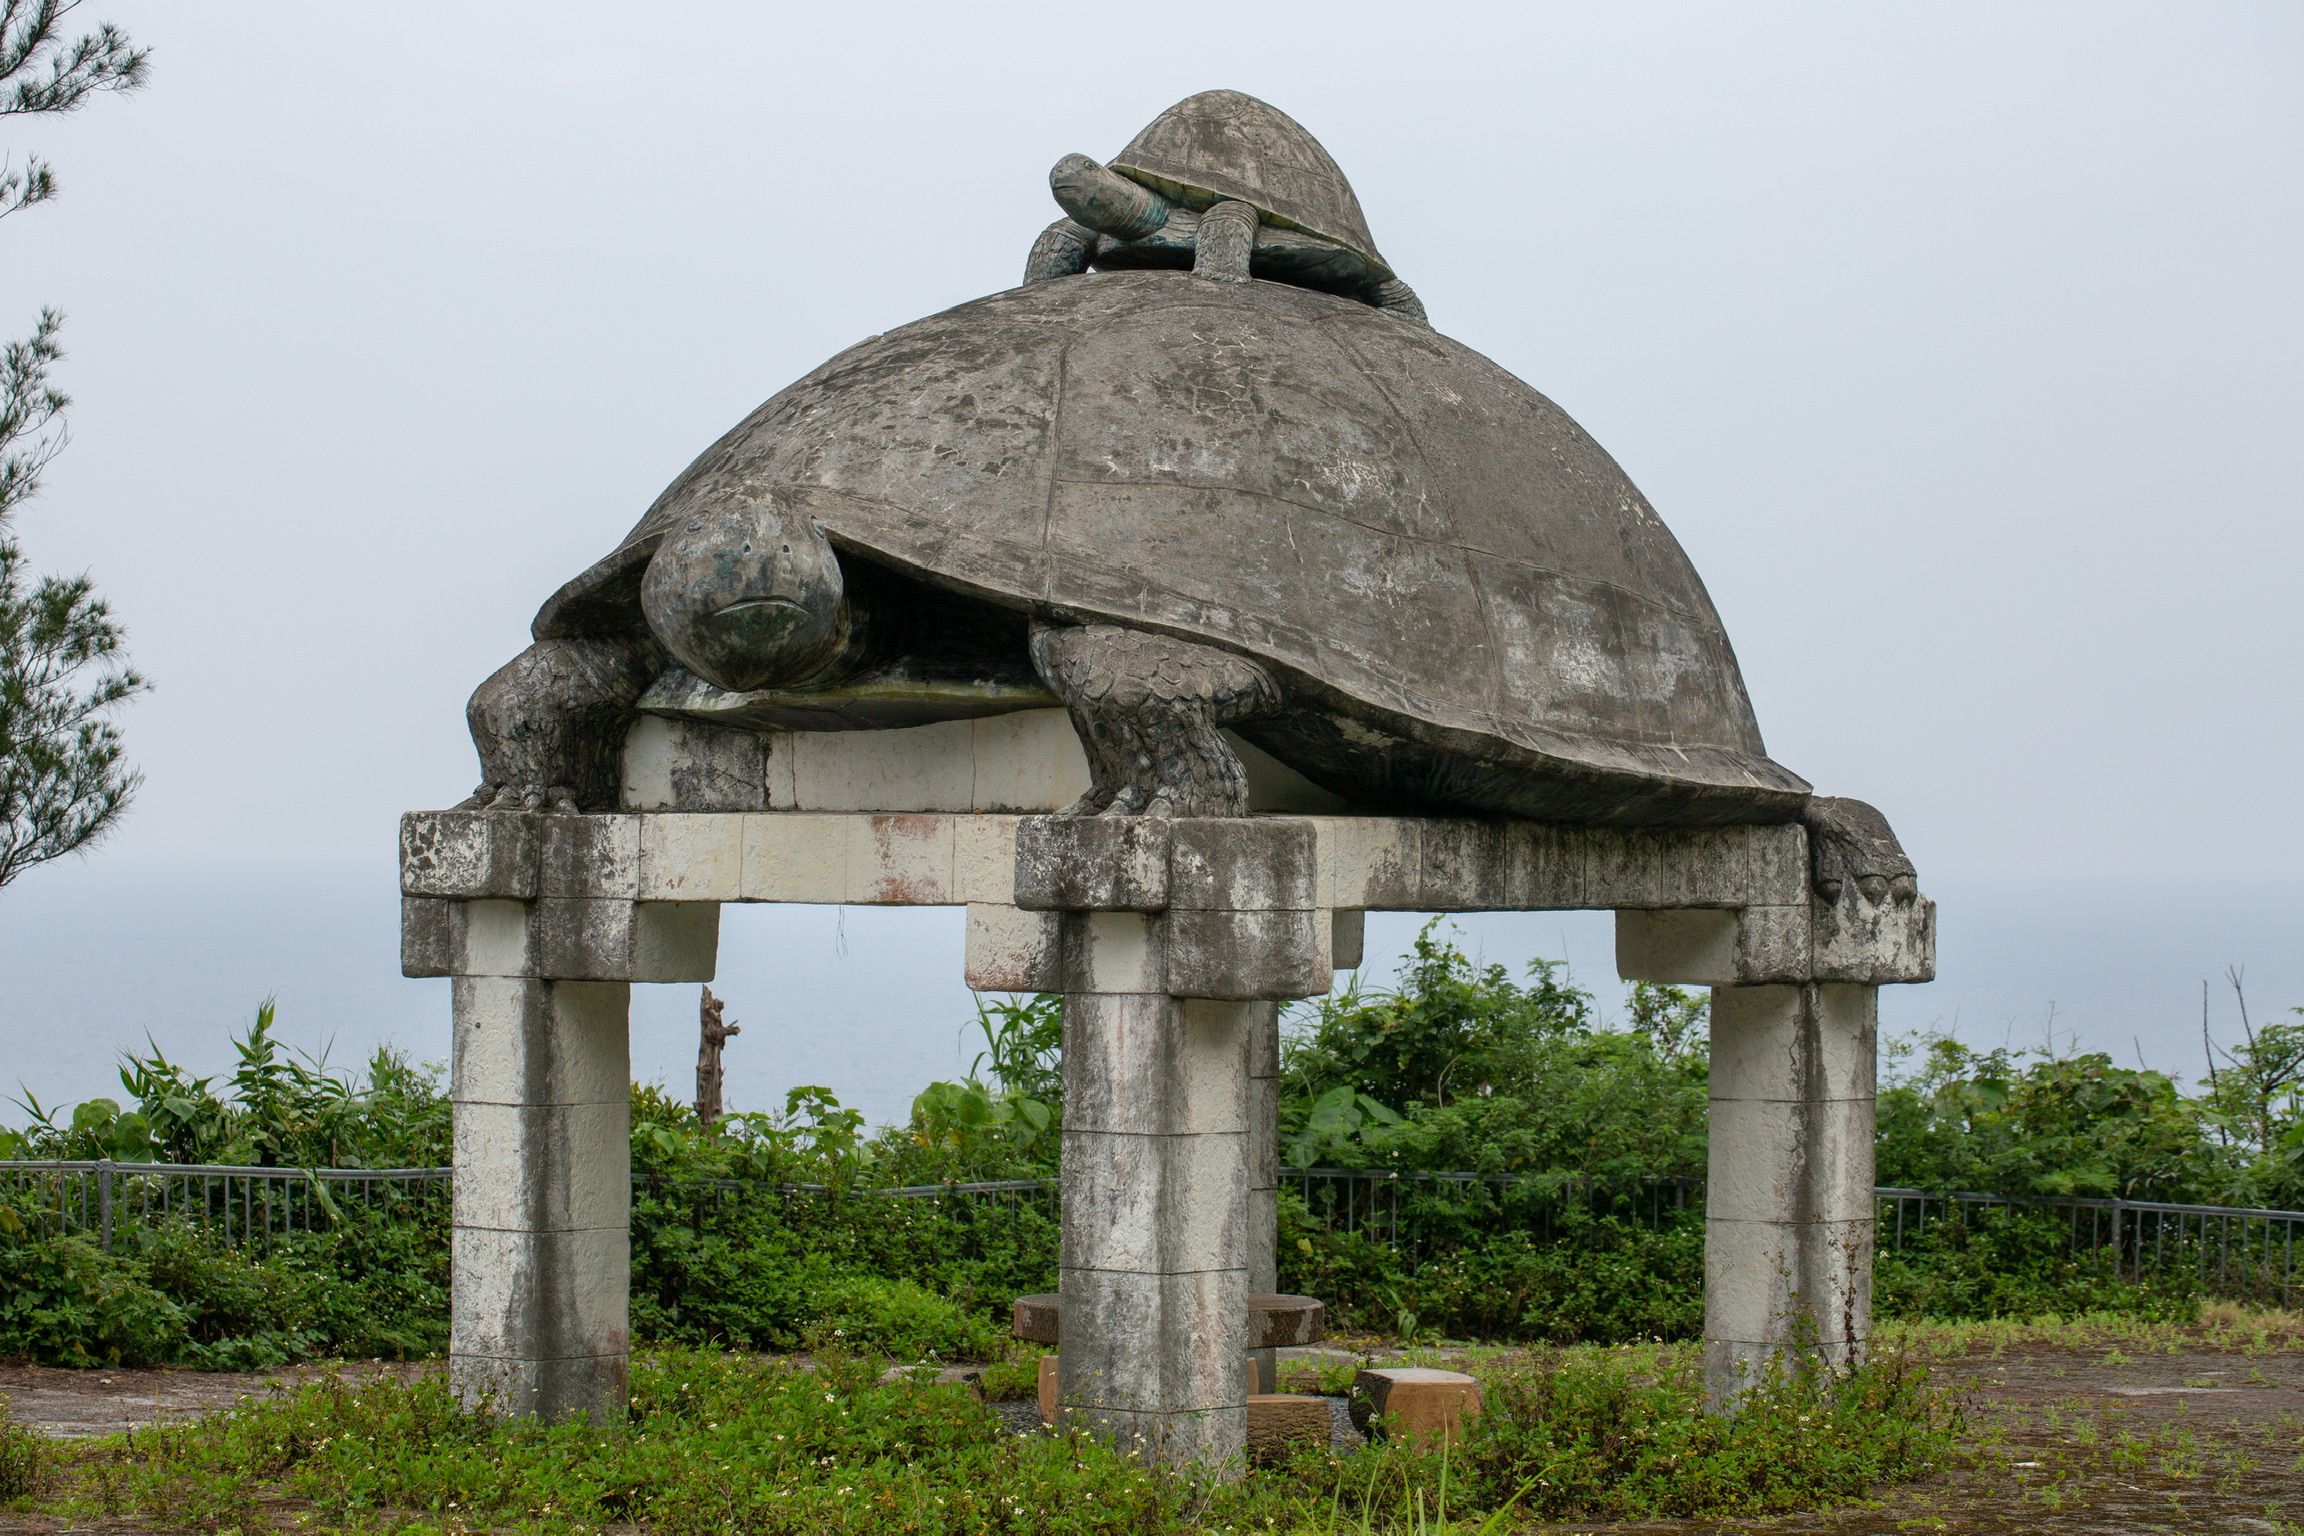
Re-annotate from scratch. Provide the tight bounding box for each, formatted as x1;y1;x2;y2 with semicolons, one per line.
402;710;1933;1467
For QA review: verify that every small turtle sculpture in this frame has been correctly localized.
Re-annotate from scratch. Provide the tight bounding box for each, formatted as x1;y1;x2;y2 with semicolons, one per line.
461;91;1912;901
1023;89;1427;324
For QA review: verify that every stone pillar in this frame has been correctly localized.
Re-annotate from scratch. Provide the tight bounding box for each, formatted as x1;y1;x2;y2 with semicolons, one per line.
1016;815;1329;1473
1057;921;1252;1468
1244;1000;1280;1394
1614;862;1931;1412
449;969;633;1418
1703;982;1876;1408
401;811;722;1424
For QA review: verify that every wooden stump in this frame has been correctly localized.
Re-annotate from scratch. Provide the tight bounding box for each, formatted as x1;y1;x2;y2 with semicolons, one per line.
1348;1367;1483;1447
1246;1393;1331;1461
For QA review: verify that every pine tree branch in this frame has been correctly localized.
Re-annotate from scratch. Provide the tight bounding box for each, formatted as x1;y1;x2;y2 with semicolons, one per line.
0;308;67;525
0;2;148;118
0;151;56;220
0;536;147;888
0;5;147;891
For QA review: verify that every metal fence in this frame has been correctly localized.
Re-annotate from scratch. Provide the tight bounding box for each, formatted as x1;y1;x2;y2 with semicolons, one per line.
5;1159;2298;1307
1280;1167;1704;1255
1876;1187;2302;1308
0;1160;451;1251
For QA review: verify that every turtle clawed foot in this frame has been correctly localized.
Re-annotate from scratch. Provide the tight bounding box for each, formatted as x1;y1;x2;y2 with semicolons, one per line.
457;782;583;815
1803;797;1918;907
1869;873;1920;906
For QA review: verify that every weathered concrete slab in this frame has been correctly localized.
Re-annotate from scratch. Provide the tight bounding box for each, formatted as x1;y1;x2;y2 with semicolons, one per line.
402;812;539;900
1616;898;1934;988
402;811;1917;933
534;899;718;982
1012;1291;1325;1350
621;717;767;812
402;896;534;979
963;903;1061;992
449;977;629;1106
1165;908;1330;999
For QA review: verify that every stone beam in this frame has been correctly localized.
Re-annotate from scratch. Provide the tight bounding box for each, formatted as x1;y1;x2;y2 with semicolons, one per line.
407;809;1857;928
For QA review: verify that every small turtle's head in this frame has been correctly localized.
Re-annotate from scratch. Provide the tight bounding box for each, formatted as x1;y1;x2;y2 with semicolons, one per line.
641;496;848;693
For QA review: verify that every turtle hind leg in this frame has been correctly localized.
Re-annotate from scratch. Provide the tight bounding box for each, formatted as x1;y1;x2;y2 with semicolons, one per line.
462;635;664;812
1802;796;1919;905
1193;200;1259;282
1367;277;1431;327
1028;622;1281;818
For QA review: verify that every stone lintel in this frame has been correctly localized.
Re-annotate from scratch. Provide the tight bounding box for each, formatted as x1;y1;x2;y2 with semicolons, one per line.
1616;894;1935;988
1016;816;1809;916
402;896;717;982
401;808;1926;983
408;811;1841;915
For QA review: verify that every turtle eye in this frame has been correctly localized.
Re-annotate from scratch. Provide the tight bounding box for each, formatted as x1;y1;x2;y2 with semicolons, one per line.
780;544;790;553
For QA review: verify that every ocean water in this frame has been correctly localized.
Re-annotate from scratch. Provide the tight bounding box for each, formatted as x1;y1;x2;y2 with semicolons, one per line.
1;860;2295;1135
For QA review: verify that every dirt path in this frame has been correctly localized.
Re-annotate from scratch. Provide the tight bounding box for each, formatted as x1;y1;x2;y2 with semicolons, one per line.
0;1361;429;1441
1546;1345;2304;1535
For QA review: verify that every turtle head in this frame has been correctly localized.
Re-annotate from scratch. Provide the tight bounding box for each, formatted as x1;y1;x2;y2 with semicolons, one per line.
640;496;849;693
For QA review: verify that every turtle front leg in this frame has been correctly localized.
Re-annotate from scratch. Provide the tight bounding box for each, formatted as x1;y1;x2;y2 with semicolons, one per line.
1193;200;1259;282
1024;218;1096;283
1028;622;1281;818
461;635;664;812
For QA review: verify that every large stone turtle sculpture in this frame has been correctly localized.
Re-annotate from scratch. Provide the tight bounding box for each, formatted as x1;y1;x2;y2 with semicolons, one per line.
464;90;1913;900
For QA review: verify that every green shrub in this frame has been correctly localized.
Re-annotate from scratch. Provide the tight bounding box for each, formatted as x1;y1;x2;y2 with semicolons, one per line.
0;1180;446;1370
1875;1206;2200;1323
0;1226;186;1367
629;1179;1055;1354
806;1274;1008;1360
5;1000;449;1168
1427;1344;1957;1522
1280;1195;1704;1344
0;1398;41;1501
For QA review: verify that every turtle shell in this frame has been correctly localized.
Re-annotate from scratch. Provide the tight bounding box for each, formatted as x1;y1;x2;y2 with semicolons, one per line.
538;273;1808;823
1109;90;1393;282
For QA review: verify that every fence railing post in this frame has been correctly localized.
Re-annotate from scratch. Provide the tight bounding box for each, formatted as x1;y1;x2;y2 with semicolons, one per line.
98;1159;114;1251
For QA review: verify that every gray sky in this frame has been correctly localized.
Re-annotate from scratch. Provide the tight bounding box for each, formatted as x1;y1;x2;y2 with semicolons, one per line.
3;3;2300;1118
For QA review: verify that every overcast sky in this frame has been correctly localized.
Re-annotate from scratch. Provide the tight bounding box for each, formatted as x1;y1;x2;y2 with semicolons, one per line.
3;3;2299;1116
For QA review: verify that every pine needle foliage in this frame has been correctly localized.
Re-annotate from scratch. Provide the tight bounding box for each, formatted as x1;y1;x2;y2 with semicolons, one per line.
0;1;148;892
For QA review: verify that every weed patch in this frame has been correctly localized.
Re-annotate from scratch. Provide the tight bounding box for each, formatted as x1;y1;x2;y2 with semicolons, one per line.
23;1342;1956;1533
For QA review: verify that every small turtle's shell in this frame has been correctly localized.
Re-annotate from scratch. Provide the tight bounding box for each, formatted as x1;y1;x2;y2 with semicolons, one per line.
1110;89;1393;282
539;273;1807;821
